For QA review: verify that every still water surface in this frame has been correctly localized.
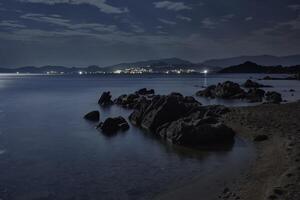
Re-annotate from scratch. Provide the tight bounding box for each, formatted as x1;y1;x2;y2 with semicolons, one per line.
0;74;298;200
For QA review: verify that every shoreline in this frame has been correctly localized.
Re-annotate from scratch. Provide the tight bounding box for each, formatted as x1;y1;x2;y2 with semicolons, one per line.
155;101;300;200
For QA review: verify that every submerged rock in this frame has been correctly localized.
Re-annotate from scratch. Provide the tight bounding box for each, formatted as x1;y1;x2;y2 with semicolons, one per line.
84;111;100;121
98;116;129;134
98;91;113;106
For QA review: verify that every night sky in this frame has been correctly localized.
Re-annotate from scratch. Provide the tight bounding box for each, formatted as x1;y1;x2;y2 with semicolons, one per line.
0;0;300;67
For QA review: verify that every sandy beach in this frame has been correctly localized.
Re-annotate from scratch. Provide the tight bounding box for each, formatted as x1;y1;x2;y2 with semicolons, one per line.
221;101;300;200
156;101;300;200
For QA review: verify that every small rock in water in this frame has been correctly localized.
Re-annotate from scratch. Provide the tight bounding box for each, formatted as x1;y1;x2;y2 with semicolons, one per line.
98;116;130;134
98;91;113;106
84;111;100;121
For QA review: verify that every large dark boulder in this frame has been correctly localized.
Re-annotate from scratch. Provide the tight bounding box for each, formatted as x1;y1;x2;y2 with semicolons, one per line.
132;93;201;132
243;79;271;88
135;88;155;95
265;91;282;104
214;81;246;99
84;111;100;121
246;88;266;102
98;116;129;134
127;91;236;147
157;116;235;146
98;91;113;106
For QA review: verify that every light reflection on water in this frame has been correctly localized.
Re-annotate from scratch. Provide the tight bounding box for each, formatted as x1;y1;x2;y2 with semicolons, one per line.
0;74;296;199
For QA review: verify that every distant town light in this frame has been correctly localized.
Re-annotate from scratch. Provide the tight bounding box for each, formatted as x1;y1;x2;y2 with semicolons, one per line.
114;70;122;74
203;70;208;74
78;71;83;75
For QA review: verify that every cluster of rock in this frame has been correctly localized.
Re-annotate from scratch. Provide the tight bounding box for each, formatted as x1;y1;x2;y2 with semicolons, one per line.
196;80;282;103
84;88;156;135
114;88;155;109
127;92;235;146
84;109;130;135
86;89;236;147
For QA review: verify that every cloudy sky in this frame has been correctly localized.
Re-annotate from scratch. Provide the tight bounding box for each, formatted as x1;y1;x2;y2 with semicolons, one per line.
0;0;300;67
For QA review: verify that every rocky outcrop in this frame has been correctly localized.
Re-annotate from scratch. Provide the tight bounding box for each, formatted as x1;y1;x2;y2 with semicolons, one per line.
196;81;245;99
242;79;271;88
98;91;113;106
157;116;235;145
128;92;235;146
214;81;246;99
84;111;100;121
196;81;282;103
114;88;155;109
130;93;201;132
98;116;129;134
265;91;282;104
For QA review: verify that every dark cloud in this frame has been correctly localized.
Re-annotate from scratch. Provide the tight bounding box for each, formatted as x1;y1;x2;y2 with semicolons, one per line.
0;0;300;67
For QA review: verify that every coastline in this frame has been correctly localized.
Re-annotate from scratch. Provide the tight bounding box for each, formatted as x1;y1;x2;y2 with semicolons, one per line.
155;101;300;200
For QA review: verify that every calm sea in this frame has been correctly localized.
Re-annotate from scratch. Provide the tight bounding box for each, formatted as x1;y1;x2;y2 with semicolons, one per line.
0;74;298;200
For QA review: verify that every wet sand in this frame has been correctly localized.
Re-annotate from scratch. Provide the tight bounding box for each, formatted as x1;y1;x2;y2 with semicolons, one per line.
156;101;300;200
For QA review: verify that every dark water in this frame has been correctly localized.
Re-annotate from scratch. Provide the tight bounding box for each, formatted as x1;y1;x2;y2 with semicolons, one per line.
0;74;297;200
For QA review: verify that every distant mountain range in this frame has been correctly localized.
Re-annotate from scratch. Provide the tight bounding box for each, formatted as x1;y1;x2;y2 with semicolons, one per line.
0;65;105;74
0;58;216;74
1;55;300;74
203;55;300;67
105;57;193;70
219;61;300;74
